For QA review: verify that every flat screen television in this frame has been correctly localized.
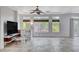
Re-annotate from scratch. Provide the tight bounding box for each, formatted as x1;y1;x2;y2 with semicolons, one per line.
7;21;18;35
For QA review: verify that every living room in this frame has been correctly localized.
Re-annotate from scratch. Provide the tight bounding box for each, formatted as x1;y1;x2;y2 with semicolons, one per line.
0;6;79;52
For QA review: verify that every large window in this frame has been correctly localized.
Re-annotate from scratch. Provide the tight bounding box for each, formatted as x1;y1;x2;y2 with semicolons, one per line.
34;20;49;32
52;20;60;32
22;20;31;31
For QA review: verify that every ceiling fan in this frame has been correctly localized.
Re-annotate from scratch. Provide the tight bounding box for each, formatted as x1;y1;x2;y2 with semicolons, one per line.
30;6;44;15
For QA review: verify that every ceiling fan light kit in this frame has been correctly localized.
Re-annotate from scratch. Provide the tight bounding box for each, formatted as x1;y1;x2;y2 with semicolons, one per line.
30;6;44;15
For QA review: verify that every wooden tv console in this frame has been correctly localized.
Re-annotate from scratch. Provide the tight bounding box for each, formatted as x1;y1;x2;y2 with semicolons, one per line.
4;33;20;45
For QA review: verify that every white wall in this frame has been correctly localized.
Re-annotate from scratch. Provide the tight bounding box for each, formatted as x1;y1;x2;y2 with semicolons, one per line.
17;14;21;30
1;7;17;22
0;7;4;49
0;7;18;49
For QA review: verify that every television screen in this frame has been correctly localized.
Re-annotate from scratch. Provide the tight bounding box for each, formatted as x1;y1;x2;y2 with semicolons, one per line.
7;21;18;35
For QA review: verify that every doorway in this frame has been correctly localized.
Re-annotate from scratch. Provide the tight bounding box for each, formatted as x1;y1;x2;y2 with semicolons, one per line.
72;19;79;37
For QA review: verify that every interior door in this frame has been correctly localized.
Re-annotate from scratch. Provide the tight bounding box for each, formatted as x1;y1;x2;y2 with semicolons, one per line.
73;19;79;37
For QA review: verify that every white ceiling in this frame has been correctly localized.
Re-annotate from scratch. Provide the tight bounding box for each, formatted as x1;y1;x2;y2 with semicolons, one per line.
8;6;79;14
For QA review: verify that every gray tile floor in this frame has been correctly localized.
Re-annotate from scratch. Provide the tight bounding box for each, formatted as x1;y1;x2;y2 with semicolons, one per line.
0;37;79;52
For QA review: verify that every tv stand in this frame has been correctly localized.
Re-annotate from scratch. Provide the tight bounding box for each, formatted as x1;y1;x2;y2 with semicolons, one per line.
4;33;20;45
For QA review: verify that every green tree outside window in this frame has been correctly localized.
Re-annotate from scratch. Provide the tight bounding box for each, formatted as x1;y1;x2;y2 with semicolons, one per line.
22;22;31;31
52;20;60;32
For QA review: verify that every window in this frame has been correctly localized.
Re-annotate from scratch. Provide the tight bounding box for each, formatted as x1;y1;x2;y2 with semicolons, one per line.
22;20;31;31
34;20;49;32
52;20;60;32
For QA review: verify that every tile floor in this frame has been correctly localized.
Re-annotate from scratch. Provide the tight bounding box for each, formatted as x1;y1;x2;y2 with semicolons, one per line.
0;37;79;52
